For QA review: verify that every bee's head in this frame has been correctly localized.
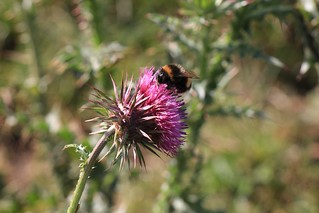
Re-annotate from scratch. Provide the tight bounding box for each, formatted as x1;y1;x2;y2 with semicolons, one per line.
157;68;172;84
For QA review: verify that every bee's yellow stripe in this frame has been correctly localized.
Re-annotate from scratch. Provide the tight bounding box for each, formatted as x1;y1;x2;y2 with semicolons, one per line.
162;65;174;79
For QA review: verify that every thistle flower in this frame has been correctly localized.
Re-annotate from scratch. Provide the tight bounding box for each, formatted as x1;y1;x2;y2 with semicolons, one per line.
90;67;187;168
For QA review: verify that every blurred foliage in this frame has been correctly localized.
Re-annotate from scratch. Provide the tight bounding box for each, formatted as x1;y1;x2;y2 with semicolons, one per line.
0;0;319;213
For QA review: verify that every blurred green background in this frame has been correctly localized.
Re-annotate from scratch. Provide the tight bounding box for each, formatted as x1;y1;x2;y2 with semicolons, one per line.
1;0;319;212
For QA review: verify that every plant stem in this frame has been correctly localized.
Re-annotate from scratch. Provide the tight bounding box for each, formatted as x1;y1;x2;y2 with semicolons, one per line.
67;125;115;213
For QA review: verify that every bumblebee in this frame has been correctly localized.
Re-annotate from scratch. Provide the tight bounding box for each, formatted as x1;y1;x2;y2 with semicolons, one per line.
156;64;199;93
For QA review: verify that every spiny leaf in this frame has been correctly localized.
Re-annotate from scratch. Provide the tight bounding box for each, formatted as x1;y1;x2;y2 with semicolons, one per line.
140;141;162;160
63;144;90;166
135;143;146;168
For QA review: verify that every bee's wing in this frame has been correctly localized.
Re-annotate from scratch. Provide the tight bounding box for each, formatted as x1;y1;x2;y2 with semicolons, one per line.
172;64;199;79
179;69;200;79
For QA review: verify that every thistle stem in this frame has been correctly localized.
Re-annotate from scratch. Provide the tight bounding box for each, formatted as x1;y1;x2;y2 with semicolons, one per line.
67;125;115;213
